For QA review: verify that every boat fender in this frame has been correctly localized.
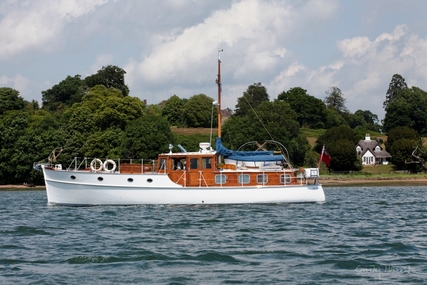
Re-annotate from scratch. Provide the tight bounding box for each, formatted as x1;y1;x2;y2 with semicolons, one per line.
103;159;117;172
90;158;103;172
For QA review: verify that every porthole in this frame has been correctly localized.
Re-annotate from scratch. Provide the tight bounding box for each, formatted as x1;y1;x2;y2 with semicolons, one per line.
97;177;103;182
127;178;134;183
70;175;76;180
147;178;153;183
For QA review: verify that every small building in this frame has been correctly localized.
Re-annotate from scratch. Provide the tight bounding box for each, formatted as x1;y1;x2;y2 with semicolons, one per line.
356;134;392;165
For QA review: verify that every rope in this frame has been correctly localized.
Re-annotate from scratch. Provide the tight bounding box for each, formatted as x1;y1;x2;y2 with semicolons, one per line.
242;94;291;167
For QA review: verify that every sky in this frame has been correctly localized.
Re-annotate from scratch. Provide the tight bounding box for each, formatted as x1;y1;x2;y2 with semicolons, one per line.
1;0;427;121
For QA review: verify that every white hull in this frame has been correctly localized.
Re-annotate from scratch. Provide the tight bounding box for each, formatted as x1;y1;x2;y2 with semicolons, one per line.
43;168;325;205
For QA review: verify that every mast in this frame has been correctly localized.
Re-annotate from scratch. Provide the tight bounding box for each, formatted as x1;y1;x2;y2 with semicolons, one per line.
217;49;223;138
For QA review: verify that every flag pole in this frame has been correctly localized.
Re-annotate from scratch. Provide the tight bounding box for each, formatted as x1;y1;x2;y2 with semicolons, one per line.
318;145;325;168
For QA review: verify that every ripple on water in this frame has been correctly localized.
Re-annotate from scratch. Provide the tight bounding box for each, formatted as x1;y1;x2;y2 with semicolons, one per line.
1;187;427;284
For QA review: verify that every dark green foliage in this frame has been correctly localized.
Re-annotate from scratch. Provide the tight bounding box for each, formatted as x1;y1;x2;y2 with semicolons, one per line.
385;126;422;170
329;139;361;171
315;125;359;152
81;128;124;159
352;110;381;132
0;111;30;184
234;83;269;117
388;138;420;171
84;65;129;96
0;110;67;184
383;87;427;135
277;87;327;128
304;150;320;168
385;126;421;149
162;95;185;126
324;86;348;114
121;114;173;159
315;125;360;171
324;108;348;128
0;87;25;115
41;75;85;112
41;65;129;113
383;74;407;109
183;94;217;128
81;85;144;131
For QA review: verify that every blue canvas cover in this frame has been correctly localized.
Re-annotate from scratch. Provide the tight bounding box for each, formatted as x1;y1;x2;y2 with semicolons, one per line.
215;137;284;162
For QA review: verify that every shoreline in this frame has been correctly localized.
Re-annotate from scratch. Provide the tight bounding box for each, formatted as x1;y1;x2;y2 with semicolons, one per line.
319;178;427;187
1;178;427;190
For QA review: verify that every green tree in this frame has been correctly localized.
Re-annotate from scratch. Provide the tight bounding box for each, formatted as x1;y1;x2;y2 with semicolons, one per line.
162;95;185;126
0;87;25;115
354;110;381;132
14;111;67;184
84;65;129;96
222;100;308;166
383;87;427;135
385;126;422;170
122;114;173;159
345;112;365;129
0;110;31;184
41;75;85;112
315;125;360;171
383;74;407;110
277;87;327;128
389;138;420;171
183;94;217;128
81;128;124;159
85;85;144;130
58;85;145;158
324;86;348;114
324;108;348;128
234;83;269;117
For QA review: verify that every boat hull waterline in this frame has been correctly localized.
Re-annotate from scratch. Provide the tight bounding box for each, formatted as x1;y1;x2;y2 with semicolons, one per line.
43;168;325;205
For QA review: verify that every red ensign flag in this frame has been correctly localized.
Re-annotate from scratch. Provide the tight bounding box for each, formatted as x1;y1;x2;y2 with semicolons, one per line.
321;146;331;167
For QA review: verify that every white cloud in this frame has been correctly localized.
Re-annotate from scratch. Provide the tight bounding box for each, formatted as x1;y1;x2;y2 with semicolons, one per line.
2;0;427;123
0;74;31;96
0;0;111;60
126;0;339;98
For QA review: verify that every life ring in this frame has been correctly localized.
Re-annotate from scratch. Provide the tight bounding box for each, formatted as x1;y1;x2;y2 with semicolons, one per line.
103;159;116;172
90;158;103;172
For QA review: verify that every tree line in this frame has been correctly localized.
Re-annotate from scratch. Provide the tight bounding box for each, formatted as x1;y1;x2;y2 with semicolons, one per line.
1;67;426;185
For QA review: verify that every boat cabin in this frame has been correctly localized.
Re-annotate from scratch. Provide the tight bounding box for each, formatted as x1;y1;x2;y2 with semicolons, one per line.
155;142;307;188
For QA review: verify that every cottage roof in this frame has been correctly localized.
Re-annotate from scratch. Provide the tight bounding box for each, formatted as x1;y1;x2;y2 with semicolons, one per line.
356;135;391;158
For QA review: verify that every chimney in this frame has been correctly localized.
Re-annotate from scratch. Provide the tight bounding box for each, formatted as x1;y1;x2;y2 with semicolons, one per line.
365;133;370;141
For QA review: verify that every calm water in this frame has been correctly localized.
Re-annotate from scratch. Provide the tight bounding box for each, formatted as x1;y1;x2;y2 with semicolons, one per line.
1;187;427;284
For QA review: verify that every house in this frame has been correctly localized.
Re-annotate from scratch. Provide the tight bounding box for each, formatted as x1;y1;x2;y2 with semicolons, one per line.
356;134;392;165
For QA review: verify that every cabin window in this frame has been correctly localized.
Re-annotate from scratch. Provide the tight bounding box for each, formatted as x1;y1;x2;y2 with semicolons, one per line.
238;174;250;184
174;159;185;170
159;158;166;170
190;158;199;169
202;157;212;169
280;174;291;184
257;174;268;184
215;174;227;184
